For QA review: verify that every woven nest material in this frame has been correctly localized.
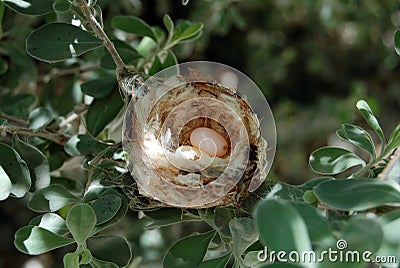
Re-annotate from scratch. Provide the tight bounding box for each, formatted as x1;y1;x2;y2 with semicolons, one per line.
122;63;274;209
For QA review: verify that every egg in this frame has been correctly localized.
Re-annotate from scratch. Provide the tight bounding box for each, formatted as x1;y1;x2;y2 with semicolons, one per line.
190;127;229;157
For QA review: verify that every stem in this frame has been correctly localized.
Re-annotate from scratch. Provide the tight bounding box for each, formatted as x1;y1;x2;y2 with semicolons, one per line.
0;125;71;145
38;64;98;83
75;0;126;73
0;112;28;127
377;147;400;180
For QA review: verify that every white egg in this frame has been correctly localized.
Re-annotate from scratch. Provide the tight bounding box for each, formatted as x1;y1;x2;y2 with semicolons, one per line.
190;127;229;157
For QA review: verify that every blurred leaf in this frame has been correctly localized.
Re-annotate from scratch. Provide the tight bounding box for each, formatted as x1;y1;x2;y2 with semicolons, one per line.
91;193;122;225
28;185;79;212
87;235;132;267
26;23;103;63
14;225;74;255
229;217;258;256
51;176;84;193
198;253;231;268
81;75;117;99
0;93;35;120
3;0;53;15
0;2;4;37
0;166;12;201
386;123;400;154
376;217;400;258
342;216;383;253
66;203;96;245
309;147;365;175
86;89;123;137
290;202;335;248
136;36;157;57
28;107;53;129
0;57;8;74
64;252;79;268
12;134;51;190
243;251;262;267
111;16;157;41
0;142;31;198
313;179;400;211
337;124;375;158
30;213;69;235
53;0;71;13
254;199;311;253
394;29;400;56
163;230;216;268
356;100;385;150
64;134;108;156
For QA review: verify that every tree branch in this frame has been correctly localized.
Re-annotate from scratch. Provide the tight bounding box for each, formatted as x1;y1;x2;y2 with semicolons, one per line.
75;0;126;73
378;147;400;180
0;125;71;145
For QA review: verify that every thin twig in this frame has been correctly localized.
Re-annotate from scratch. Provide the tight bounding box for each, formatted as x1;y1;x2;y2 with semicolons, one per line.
38;64;99;83
0;113;28;128
377;147;400;180
0;125;71;145
75;0;126;73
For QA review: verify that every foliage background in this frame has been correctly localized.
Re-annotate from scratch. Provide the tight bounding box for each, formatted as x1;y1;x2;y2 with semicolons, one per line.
0;0;399;267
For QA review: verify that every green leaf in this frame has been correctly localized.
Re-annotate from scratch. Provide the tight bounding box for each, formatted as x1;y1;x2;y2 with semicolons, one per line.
172;21;203;43
87;235;132;267
0;57;8;74
313;179;400;211
111;16;157;41
214;207;236;240
290;202;335;248
386;123;400;154
394;29;400;56
148;56;162;76
12;134;51;190
198;253;231;268
337;123;376;158
64;134;108;156
28;107;53;129
86;89;123;136
163;14;174;43
26;23;103;63
14;225;74;255
91;190;129;234
3;0;53;15
91;194;122;225
0;165;12;200
80;248;92;264
254;199;312;253
66;203;97;245
100;46;141;69
356;100;385;151
64;252;80;268
30;213;69;235
162;50;178;69
53;0;71;13
309;146;365;175
376;217;400;258
297;177;334;190
0;142;31;197
163;230;216;268
51;176;84;193
90;257;119;268
342;216;383;253
81;75;117;99
229;217;258;256
28;185;79;212
0;93;35;120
